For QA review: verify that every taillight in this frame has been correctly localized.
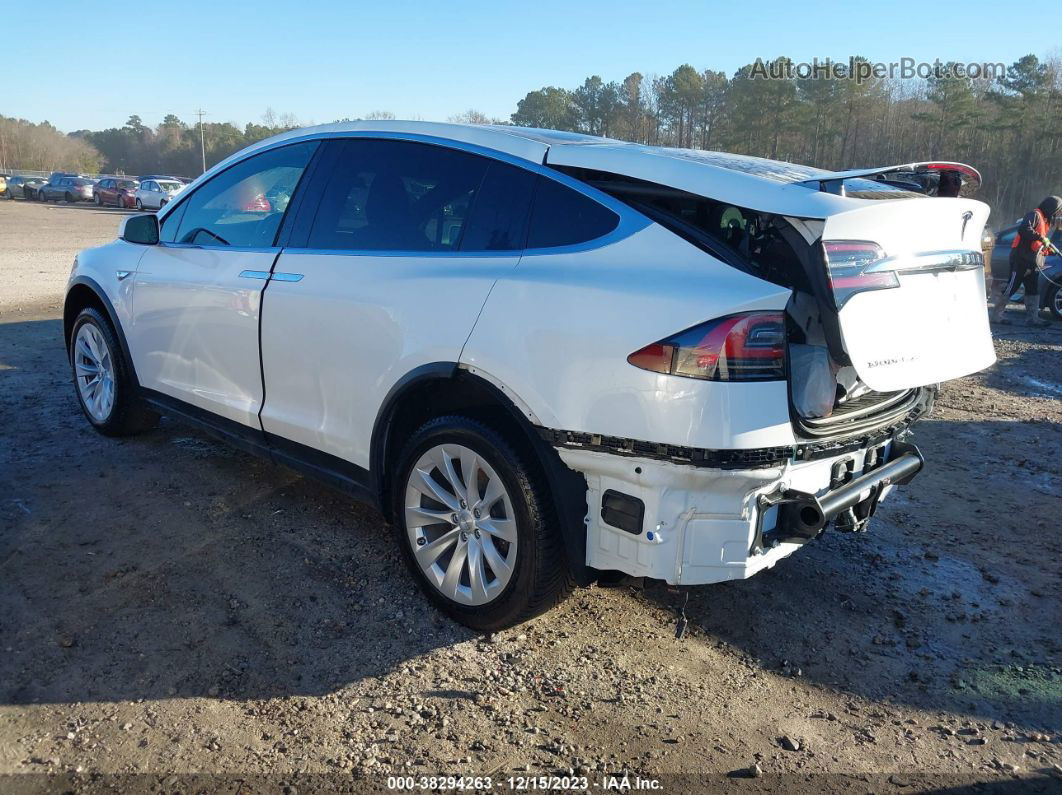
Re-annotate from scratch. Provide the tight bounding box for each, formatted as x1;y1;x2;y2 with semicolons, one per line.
823;240;899;308
627;311;786;382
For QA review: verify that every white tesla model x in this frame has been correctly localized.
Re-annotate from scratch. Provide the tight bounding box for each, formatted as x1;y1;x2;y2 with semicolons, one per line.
65;121;995;630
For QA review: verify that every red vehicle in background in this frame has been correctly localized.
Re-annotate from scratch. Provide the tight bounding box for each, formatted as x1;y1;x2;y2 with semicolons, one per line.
94;178;140;208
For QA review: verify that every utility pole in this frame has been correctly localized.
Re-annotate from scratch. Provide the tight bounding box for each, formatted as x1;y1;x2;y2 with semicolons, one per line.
195;109;207;174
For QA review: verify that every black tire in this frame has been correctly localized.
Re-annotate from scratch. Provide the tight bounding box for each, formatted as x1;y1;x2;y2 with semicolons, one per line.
69;307;159;437
392;415;572;631
1047;284;1062;321
94;193;101;206
135;198;143;211
64;192;73;203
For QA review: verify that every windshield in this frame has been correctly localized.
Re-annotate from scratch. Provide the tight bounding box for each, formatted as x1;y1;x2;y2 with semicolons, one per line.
157;181;181;191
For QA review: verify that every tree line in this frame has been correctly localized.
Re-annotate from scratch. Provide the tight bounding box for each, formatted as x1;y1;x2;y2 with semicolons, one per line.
508;54;1061;225
3;53;1058;226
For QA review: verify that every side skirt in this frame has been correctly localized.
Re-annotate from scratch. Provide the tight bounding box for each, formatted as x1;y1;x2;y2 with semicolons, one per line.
139;388;377;508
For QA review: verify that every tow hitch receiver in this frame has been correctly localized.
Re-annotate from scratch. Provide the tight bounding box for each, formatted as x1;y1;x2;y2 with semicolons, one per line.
755;441;924;550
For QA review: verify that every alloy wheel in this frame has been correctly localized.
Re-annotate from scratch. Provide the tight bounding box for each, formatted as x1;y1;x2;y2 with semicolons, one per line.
73;322;116;422
1053;288;1062;319
404;443;518;606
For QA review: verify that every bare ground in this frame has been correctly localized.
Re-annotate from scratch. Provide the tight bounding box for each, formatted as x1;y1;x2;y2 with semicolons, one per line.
1;200;1060;793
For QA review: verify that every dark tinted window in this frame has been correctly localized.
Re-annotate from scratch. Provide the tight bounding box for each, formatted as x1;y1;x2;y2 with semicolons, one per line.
459;162;535;251
526;178;618;248
173;141;316;248
306;140;490;252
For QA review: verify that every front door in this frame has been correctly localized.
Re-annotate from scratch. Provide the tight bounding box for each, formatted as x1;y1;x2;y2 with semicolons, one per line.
128;141;318;428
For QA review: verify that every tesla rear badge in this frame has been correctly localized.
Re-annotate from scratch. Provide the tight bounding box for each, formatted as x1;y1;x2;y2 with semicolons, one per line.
961;210;973;239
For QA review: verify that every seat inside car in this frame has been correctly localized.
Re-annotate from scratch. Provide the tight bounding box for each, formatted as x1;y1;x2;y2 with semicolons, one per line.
361;173;421;249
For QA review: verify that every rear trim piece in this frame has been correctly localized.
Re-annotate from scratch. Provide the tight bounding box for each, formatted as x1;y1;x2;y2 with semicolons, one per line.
796;388;926;439
538;402;926;470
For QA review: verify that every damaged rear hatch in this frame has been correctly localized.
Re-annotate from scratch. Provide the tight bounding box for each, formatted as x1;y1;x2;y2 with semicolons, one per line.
545;143;996;393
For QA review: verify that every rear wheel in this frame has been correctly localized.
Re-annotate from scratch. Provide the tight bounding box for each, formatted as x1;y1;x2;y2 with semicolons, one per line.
70;308;159;436
393;416;571;631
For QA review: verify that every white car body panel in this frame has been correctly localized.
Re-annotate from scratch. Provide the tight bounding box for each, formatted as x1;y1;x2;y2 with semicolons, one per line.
461;222;795;449
259;250;521;467
129;245;274;427
68;240;148;333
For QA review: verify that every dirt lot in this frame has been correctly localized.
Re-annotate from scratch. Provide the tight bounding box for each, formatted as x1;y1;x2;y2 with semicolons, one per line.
1;199;1060;793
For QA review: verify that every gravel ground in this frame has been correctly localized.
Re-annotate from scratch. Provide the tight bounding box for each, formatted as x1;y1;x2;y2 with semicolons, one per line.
1;199;1060;793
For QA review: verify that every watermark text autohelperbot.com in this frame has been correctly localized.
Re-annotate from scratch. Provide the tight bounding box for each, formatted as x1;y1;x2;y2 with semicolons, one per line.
751;57;1010;83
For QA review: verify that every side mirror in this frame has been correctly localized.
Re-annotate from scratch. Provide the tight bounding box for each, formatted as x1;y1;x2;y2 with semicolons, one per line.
120;213;159;245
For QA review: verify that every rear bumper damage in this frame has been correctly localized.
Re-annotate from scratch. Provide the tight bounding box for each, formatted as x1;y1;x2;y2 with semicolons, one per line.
555;434;922;586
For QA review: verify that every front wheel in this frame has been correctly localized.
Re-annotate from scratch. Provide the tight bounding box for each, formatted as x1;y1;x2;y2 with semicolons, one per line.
393;416;571;631
1047;283;1062;321
70;308;159;436
135;198;143;211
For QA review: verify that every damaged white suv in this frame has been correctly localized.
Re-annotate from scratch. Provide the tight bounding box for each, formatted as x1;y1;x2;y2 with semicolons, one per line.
65;122;996;630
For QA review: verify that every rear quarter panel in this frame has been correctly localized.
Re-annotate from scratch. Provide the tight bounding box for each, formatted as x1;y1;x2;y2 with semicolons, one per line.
461;223;796;450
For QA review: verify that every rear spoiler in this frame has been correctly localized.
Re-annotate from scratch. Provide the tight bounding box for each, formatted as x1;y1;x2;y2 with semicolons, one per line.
795;161;982;197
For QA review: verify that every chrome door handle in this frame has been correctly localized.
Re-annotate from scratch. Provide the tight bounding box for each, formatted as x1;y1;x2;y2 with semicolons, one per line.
271;272;304;282
238;270;271;280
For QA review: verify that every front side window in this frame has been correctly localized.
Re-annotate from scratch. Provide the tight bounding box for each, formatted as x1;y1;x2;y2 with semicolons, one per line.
171;141;316;248
306;139;491;252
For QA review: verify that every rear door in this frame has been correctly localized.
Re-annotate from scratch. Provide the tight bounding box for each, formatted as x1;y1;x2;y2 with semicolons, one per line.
129;141;318;428
258;137;535;469
816;197;996;391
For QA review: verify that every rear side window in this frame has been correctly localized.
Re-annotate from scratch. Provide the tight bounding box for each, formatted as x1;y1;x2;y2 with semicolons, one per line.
526;178;619;249
459;162;535;251
306;139;490;252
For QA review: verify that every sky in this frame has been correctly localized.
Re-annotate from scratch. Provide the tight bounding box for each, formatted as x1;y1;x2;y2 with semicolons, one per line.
4;0;1050;132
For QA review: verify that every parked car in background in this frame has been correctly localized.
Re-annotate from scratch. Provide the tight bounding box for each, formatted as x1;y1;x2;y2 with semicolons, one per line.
94;178;140;208
41;176;96;203
1039;259;1062;320
134;178;184;210
4;176;46;199
0;175;8;197
39;172;79;201
63;122;997;629
22;178;46;201
990;223;1062;307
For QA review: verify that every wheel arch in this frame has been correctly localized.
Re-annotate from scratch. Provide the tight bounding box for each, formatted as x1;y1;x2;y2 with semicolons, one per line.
370;363;591;584
64;277;139;386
